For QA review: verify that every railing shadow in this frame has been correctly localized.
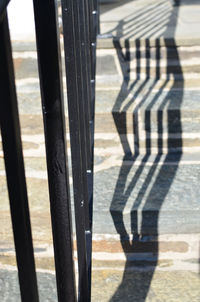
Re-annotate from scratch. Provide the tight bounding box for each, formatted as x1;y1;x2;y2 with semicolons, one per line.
110;0;184;300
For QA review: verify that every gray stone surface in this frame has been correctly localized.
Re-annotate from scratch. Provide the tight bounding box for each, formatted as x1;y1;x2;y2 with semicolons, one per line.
14;58;39;79
0;268;199;302
0;270;57;302
99;0;200;47
110;46;200;61
93;156;200;235
1;1;199;300
92;269;200;302
94;89;200;151
96;55;118;75
96;89;200;114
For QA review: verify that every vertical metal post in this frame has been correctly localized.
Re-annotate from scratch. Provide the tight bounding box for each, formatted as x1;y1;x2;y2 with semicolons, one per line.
61;0;95;300
85;0;99;293
93;0;100;35
32;0;76;301
75;0;92;233
87;0;98;214
0;0;10;21
0;12;39;302
76;5;94;291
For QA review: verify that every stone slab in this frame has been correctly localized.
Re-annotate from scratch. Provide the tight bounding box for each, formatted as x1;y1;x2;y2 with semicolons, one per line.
95;89;200;113
0;267;199;302
99;0;200;48
0;269;57;302
12;49;200;80
93;155;200;235
1;153;200;240
92;269;200;302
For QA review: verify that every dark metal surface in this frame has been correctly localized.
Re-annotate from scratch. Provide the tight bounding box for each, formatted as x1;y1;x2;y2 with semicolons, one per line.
61;1;97;300
61;0;90;300
85;0;98;294
0;12;39;302
33;0;76;301
0;0;97;300
0;0;10;21
87;0;98;218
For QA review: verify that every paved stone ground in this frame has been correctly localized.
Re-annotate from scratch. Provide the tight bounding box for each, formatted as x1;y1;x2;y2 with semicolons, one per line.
93;155;200;235
0;0;200;301
0;266;199;302
99;0;200;47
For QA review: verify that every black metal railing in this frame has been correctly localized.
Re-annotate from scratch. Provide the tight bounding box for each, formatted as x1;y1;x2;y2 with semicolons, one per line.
0;0;98;301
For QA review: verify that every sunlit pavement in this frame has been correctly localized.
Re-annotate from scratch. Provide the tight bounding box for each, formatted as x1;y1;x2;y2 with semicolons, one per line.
0;0;200;301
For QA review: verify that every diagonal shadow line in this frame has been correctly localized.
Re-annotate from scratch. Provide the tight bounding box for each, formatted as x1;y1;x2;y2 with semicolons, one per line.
110;61;183;301
100;0;140;16
122;33;164;113
113;2;172;40
122;2;173;41
109;1;184;301
112;21;164;156
115;76;171;237
123;9;171;40
125;15;171;42
102;3;156;35
122;88;171;235
133;39;184;235
122;2;169;33
111;26;164;260
103;0;167;37
110;83;183;302
110;154;140;241
123;27;179;154
113;39;131;81
123;38;161;154
123;0;167;24
112;38;141;156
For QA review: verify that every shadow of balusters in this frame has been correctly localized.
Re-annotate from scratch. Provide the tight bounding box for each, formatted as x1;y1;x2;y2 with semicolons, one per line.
110;1;184;300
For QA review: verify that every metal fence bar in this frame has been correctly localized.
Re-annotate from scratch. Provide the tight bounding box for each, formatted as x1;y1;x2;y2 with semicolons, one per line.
90;0;98;84
84;0;94;225
0;12;39;302
78;0;92;173
77;0;94;265
71;5;91;296
32;1;77;301
83;0;98;293
61;0;93;300
93;0;100;36
61;1;98;299
87;0;98;221
0;0;97;300
86;0;98;247
0;0;10;21
74;0;91;235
